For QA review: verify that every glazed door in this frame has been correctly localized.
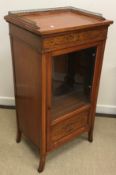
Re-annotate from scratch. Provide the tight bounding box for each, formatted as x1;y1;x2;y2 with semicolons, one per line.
50;47;97;122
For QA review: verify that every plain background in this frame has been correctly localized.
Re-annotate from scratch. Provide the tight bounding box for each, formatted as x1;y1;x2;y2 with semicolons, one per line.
0;0;116;114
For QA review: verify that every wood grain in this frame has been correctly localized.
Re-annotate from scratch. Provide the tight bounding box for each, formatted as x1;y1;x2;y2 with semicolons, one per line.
5;7;113;172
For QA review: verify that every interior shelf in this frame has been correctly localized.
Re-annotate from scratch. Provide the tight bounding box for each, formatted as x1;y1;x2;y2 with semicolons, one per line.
51;85;90;121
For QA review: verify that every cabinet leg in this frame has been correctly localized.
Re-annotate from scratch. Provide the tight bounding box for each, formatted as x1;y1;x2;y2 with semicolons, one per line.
38;154;46;173
16;128;22;143
88;128;93;142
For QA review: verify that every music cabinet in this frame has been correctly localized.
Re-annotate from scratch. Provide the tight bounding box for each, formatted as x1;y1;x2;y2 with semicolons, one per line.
5;7;113;172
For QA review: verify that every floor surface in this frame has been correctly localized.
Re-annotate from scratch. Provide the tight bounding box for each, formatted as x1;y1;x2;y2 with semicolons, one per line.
0;109;116;175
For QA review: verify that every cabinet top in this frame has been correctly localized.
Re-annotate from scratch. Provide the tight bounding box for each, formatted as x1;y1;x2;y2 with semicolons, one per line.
4;7;113;36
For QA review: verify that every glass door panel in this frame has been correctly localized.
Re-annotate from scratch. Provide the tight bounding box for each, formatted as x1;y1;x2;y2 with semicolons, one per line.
51;47;97;121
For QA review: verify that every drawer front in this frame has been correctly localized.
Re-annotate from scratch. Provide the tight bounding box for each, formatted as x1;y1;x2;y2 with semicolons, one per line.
43;28;107;51
51;110;89;142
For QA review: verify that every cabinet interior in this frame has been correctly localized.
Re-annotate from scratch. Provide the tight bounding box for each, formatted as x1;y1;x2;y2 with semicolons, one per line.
51;47;97;120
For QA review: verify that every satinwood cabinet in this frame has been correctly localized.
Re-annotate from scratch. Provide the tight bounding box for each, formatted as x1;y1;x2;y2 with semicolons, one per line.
4;7;113;172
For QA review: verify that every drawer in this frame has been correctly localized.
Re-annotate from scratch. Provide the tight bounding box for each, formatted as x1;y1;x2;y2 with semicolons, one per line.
51;110;89;142
43;28;107;52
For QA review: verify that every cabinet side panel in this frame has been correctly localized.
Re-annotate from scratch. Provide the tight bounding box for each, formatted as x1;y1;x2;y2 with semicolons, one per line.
11;35;42;147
